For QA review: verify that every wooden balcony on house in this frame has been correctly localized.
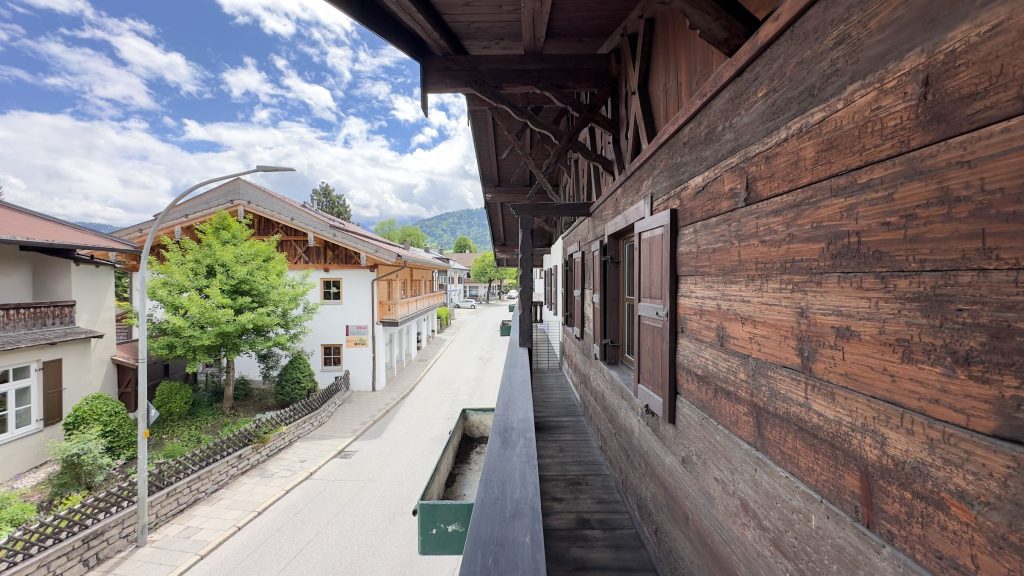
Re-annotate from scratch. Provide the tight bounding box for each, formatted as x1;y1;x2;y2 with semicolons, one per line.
0;301;104;351
378;291;445;324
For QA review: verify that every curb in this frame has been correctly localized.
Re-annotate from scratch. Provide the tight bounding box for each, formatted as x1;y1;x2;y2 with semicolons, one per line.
171;323;467;575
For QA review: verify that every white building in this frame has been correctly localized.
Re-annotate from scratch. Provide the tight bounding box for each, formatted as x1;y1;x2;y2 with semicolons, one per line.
117;179;447;392
0;201;139;480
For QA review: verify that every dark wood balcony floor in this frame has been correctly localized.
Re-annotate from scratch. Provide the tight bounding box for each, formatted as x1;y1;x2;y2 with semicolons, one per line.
532;370;657;575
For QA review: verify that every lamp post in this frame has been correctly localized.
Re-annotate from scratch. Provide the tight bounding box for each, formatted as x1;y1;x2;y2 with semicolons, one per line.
136;165;295;547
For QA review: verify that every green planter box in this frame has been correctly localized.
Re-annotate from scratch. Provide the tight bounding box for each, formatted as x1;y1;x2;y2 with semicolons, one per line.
499;319;512;337
414;408;494;555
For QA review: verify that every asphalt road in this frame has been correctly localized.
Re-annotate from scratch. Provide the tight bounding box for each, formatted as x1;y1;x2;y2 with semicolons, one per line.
188;303;510;576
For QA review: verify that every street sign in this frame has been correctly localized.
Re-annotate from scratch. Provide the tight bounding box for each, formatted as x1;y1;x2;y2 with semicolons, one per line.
147;401;160;426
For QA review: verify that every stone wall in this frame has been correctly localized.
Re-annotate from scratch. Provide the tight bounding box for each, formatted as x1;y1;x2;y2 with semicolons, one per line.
6;387;350;576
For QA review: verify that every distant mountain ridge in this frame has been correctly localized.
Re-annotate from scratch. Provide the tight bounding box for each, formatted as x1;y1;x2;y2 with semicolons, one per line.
413;208;491;251
75;222;120;234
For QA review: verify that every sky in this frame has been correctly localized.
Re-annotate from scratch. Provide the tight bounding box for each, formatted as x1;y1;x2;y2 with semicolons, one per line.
0;0;482;227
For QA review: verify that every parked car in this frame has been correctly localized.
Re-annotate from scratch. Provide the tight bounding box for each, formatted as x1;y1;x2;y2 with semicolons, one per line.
506;289;519;299
455;299;478;309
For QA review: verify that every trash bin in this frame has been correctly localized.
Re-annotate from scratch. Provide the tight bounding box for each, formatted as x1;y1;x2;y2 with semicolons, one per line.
499;319;512;336
413;408;494;555
508;303;515;312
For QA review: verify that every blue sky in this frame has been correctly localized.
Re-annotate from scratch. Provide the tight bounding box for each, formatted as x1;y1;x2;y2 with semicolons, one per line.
0;0;481;227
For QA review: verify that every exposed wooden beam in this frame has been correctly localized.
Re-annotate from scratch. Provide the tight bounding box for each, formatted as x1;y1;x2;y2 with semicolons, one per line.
509;202;591;217
529;87;614;198
492;111;561;202
536;83;617;135
522;0;553;54
324;0;429;60
655;0;761;57
518;215;534;347
377;0;466;55
422;54;613;93
484;186;554;203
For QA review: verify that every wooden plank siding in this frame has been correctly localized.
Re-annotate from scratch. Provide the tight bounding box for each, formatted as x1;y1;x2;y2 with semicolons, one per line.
554;0;1024;574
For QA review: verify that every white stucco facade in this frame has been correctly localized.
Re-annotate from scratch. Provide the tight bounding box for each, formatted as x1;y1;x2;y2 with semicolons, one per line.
0;244;120;481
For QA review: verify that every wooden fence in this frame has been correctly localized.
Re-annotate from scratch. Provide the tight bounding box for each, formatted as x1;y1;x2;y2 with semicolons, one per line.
0;373;350;572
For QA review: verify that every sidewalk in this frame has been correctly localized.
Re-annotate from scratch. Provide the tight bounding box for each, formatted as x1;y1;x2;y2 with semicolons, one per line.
90;322;465;576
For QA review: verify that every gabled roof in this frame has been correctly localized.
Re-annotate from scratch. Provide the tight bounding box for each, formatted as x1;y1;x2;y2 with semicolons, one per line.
0;201;140;253
116;178;444;269
444;252;480;269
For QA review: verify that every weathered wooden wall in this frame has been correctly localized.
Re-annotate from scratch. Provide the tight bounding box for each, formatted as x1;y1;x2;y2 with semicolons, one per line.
558;0;1024;574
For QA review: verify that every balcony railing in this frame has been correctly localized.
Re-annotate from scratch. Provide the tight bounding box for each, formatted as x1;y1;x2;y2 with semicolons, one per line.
0;301;77;334
378;291;445;322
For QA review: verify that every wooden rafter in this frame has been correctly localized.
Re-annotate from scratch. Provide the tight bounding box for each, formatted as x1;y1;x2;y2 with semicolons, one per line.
492;110;561;202
535;82;617;135
528;87;614;198
621;17;656;164
422;54;613;93
324;1;429;59
655;0;760;57
509;202;591;217
522;0;553;54
377;0;466;55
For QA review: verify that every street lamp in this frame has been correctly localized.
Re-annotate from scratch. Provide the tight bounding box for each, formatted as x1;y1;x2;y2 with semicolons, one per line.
136;165;296;546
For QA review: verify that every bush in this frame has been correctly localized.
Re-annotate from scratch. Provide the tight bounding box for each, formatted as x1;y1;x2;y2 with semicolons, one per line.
156;441;191;461
63;393;136;459
153;381;193;422
275;354;316;406
0;491;36;540
48;430;114;500
437;306;451;330
56;491;87;512
233;375;253;401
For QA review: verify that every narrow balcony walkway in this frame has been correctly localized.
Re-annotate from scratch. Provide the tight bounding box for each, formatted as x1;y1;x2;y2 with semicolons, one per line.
532;369;657;574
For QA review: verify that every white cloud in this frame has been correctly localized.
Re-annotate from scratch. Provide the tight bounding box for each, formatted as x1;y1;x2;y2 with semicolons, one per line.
271;55;337;121
0;104;481;226
14;0;93;16
214;0;353;41
0;22;26;44
0;65;33;83
221;57;280;103
25;38;158;112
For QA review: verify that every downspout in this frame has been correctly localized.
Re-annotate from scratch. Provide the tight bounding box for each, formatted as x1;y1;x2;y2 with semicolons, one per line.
370;260;408;392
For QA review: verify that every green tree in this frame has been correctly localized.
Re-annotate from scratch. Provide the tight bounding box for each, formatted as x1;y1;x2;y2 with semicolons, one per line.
373;219;400;242
452;236;475;253
498;267;518;292
309;182;352;222
470;252;500;303
147;211;317;412
398;225;427;248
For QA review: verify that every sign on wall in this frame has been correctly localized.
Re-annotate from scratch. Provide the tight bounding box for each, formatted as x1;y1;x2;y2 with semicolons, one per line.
346;324;369;348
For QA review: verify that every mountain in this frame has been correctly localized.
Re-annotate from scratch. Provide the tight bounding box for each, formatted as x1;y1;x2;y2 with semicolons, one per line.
413;208;491;251
75;222;120;233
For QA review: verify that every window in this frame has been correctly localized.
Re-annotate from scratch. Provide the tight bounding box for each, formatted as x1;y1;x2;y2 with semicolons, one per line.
321;345;343;370
321;279;342;303
621;235;636;369
0;362;40;442
401;279;408;298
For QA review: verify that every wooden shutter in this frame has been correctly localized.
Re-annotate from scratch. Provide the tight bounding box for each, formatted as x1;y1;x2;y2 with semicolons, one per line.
592;241;605;360
633;209;675;422
42;358;63;426
572;251;583;339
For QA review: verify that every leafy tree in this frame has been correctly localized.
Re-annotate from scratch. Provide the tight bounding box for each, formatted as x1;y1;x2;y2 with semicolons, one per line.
147;211;317;412
498;267;518;292
398;225;427;248
452;236;475;253
470;252;500;303
309;182;352;222
373;219;400;242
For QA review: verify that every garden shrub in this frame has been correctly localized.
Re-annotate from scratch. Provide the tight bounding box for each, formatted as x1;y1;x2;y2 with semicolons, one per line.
48;429;114;500
157;441;190;461
437;306;450;330
56;491;87;512
275;354;316;406
0;491;36;540
233;375;253;401
63;393;136;459
153;381;193;422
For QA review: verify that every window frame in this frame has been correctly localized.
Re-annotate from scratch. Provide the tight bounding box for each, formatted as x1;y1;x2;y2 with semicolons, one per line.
320;344;344;371
320;278;344;304
0;361;41;444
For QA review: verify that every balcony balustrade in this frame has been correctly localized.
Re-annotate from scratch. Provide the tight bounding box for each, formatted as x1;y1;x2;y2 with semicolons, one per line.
378;291;445;323
0;301;77;334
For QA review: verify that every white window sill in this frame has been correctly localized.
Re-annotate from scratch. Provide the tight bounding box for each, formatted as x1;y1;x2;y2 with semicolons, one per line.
320;366;345;372
0;425;44;446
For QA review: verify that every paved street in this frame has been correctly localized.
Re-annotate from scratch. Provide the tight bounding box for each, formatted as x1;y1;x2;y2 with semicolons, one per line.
187;302;509;576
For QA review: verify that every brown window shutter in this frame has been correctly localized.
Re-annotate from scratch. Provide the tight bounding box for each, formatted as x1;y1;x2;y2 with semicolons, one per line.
42;358;63;426
592;241;605;360
562;260;572;327
573;251;583;339
633;209;676;423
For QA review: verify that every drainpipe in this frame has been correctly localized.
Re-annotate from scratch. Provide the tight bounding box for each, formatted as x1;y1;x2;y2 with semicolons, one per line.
370;260;408;392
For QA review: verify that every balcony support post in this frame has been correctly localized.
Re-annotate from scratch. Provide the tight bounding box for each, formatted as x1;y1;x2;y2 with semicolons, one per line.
518;215;534;348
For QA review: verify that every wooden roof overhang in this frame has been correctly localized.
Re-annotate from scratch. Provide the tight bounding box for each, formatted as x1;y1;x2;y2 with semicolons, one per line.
325;0;768;266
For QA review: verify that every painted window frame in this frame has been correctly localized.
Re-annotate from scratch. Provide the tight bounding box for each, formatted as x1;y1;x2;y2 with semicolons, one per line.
321;278;343;304
0;361;41;444
320;344;344;371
